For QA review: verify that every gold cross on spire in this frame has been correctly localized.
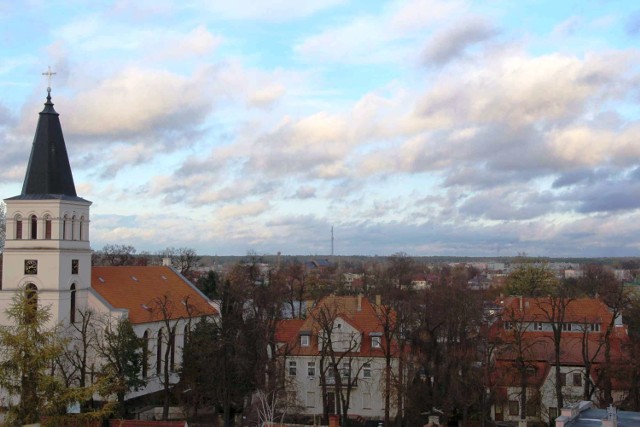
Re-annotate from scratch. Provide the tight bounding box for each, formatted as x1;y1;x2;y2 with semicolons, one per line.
42;66;56;93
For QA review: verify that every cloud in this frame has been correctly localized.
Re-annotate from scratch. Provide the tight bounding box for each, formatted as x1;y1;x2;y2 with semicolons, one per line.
64;66;214;139
422;18;497;65
249;84;285;108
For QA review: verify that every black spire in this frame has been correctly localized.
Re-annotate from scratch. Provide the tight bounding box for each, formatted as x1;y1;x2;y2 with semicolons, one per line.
19;89;78;198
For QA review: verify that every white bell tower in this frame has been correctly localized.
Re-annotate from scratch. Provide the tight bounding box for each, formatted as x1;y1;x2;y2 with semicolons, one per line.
0;80;92;327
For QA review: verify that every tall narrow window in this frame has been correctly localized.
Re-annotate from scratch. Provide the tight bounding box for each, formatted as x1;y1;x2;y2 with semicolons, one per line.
15;216;23;239
25;283;38;324
170;327;176;371
45;216;52;239
62;215;68;240
71;215;76;240
69;284;76;323
183;324;190;347
142;331;149;379
30;215;37;239
156;330;163;375
79;216;84;241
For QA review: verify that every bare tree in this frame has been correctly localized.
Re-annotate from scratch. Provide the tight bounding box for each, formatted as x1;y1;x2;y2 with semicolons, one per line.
313;301;369;426
162;247;201;281
537;293;574;410
93;244;146;266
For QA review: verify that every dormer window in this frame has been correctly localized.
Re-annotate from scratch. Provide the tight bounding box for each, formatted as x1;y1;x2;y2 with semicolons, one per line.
370;332;382;349
300;334;310;347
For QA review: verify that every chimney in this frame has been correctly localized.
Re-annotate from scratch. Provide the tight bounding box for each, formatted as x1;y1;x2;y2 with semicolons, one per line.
376;294;381;306
162;257;171;267
357;294;362;312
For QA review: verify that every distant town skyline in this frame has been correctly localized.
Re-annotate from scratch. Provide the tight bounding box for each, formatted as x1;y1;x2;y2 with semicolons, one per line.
1;1;640;257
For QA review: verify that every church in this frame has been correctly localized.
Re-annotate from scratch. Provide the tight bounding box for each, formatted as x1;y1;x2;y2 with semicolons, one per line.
0;85;218;402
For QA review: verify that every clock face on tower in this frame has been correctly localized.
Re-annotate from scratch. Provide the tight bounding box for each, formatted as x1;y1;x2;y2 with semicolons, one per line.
24;259;38;275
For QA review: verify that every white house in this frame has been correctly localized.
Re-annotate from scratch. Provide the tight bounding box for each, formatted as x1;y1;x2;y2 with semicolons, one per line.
276;295;403;423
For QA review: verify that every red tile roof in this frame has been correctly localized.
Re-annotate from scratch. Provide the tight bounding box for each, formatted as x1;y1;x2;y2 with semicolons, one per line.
92;266;217;324
277;295;398;357
498;296;615;324
109;421;187;427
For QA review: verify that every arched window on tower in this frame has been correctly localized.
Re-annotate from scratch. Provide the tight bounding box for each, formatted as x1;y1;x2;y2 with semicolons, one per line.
79;216;85;241
69;284;76;323
142;330;149;379
30;215;37;240
156;329;163;375
44;215;52;239
71;215;76;240
15;215;23;240
25;283;38;324
63;215;69;240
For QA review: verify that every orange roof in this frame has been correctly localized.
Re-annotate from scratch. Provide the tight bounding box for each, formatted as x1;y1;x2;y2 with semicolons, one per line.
92;266;217;324
277;295;398;357
275;319;305;343
498;296;614;324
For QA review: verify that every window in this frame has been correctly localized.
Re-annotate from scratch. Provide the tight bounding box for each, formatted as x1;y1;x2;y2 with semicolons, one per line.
69;284;76;323
363;392;372;409
363;362;371;378
590;323;600;332
183;324;190;347
534;322;543;331
508;400;519;416
72;259;79;275
142;331;149;379
526;399;538;417
25;283;38;324
157;330;163;375
562;323;573;331
306;391;315;408
63;215;68;240
573;373;582;387
372;336;381;348
301;334;310;347
549;407;558;421
341;362;350;379
16;216;22;239
71;215;76;240
30;215;37;239
307;361;316;377
504;321;513;330
526;366;536;377
288;360;296;376
44;216;52;239
79;216;84;241
559;373;567;386
169;327;176;371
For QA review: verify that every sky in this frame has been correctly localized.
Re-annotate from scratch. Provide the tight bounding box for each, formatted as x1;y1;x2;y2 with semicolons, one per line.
1;0;640;257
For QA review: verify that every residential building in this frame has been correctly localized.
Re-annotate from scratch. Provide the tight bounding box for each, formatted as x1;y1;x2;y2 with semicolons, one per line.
490;296;629;425
275;294;402;422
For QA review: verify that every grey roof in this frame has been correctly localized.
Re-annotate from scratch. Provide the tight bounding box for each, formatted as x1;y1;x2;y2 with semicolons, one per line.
18;91;79;199
566;407;640;427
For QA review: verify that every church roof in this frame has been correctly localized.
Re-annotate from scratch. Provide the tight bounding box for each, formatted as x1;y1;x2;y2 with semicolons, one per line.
92;266;218;324
8;90;89;203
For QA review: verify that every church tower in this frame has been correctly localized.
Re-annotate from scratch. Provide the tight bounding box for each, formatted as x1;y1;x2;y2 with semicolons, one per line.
0;85;92;327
